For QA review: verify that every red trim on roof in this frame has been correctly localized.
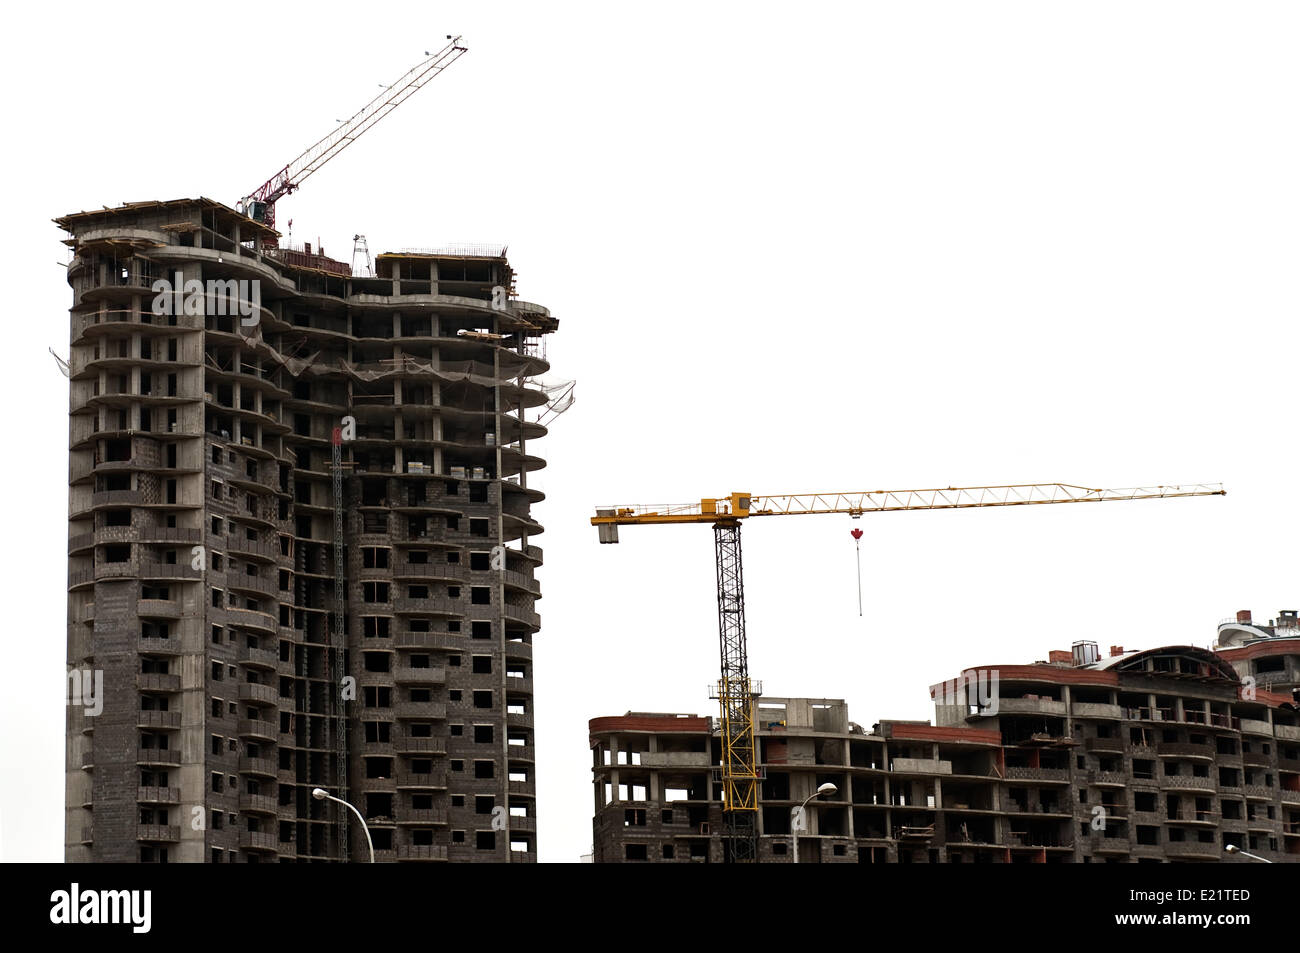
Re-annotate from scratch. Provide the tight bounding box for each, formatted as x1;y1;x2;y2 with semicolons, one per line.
589;716;710;735
1217;641;1300;662
884;723;1001;745
1256;689;1295;708
934;665;1118;689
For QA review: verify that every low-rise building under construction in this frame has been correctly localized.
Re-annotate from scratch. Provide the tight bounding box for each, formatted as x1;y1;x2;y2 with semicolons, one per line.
591;611;1300;862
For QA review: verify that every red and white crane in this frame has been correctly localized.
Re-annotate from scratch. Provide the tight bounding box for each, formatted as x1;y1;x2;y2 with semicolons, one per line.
238;36;468;244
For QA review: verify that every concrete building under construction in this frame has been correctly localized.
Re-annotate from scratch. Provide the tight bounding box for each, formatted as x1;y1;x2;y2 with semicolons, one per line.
590;612;1300;863
60;198;558;862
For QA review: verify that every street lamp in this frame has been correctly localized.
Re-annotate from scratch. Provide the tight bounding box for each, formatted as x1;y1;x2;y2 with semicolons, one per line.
1224;844;1271;863
791;782;837;864
312;787;375;863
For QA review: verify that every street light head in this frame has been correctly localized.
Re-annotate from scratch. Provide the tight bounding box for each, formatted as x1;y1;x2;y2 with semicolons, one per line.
1224;844;1240;854
312;787;327;800
817;782;837;797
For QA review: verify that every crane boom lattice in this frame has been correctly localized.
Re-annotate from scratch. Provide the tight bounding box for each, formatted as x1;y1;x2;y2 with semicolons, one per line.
240;37;468;240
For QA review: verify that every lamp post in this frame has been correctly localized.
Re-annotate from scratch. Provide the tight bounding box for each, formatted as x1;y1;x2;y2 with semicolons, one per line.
313;787;375;863
1224;844;1271;863
791;782;837;864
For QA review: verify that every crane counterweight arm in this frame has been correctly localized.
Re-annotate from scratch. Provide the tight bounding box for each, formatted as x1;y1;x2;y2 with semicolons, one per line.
592;483;1225;539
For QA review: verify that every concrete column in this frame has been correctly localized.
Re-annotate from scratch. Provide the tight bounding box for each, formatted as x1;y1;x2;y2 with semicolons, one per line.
609;734;620;803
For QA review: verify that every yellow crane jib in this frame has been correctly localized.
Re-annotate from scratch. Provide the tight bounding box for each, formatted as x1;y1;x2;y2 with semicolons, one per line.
592;483;1226;542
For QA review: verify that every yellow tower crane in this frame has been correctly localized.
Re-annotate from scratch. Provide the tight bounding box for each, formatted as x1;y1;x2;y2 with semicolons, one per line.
591;482;1225;862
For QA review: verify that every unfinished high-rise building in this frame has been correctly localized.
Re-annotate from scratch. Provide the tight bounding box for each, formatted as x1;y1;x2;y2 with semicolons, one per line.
60;198;557;862
591;615;1300;863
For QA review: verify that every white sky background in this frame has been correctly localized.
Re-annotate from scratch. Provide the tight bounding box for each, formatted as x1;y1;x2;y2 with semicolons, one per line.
1;0;1297;863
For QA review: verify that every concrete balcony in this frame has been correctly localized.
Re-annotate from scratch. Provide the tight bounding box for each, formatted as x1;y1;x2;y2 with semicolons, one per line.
1072;703;1123;720
1085;833;1131;854
1085;736;1126;754
997;697;1067;716
1244;784;1275;801
509;816;537;833
502;604;540;629
92;489;143;507
238;645;279;669
1164;839;1220;860
1089;771;1128;787
507;711;534;730
237;719;277;742
239;831;279;853
1160;774;1216;793
1005;801;1071;817
393;666;446;685
394;736;446;755
1276;725;1300;743
505;674;533;694
1240;718;1274;737
396;772;448;789
137;599;182;619
67;532;94;554
1157;742;1215;761
138;636;182;655
396;845;447;862
239;793;279;815
228;536;282;561
394;702;446;720
136;710;181;729
501;570;541;595
224;606;277;633
504;640;533;661
1252;670;1296;689
136;747;181;765
637;751;712;769
396;632;464;651
139;560;203;581
137;526;203;547
137;786;181;804
393;596;463;616
1004;766;1068;783
238;682;279;706
136;672;181;693
1167;810;1219;827
239;756;277;778
396;809;448;826
137;824;181;843
392;562;467;582
226;572;279;598
95;560;139;581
